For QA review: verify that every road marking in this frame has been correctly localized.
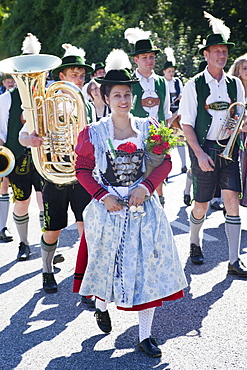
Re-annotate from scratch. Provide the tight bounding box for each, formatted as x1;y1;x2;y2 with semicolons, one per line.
170;220;218;242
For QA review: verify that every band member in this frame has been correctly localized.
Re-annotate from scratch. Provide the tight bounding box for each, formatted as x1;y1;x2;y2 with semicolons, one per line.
179;11;247;277
124;28;172;206
0;74;17;243
0;33;44;258
19;44;93;296
73;49;187;357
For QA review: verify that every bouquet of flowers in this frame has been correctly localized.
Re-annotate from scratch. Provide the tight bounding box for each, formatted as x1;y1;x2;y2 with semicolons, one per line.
144;119;180;178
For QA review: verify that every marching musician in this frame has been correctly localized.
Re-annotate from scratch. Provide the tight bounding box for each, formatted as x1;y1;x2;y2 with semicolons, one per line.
179;12;247;277
19;45;94;300
0;33;44;259
124;28;172;206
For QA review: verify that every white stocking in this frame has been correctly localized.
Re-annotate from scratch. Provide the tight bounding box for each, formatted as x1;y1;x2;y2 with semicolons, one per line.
138;307;155;343
95;298;107;312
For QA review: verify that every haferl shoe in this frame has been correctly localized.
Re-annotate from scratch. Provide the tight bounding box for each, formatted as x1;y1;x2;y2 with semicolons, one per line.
0;227;13;242
210;201;224;211
137;337;162;358
94;309;112;333
190;243;204;265
81;295;95;308
53;253;65;265
181;166;187;173
43;272;58;293
183;194;191;206
17;242;30;261
227;259;247;278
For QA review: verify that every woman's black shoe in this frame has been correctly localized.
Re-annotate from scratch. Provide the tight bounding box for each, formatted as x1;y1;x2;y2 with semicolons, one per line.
94;309;112;333
43;273;58;293
137;337;162;357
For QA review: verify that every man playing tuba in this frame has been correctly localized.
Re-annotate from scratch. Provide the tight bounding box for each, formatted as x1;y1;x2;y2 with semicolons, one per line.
19;44;95;301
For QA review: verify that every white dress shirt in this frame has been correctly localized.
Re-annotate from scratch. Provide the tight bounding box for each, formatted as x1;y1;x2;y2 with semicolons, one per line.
179;67;245;140
0;91;11;143
135;69;171;120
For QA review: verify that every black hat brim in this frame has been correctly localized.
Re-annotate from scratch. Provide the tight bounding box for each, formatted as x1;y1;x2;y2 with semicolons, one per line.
199;42;235;55
94;77;139;85
52;62;93;79
129;48;161;56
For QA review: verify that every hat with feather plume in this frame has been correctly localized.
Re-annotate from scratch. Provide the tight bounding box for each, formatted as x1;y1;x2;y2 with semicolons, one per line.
94;49;139;85
21;33;41;55
52;43;93;79
199;11;235;55
124;27;160;56
162;47;176;70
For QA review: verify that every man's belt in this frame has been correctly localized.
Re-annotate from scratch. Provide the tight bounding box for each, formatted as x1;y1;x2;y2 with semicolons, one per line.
205;102;230;111
142;97;160;108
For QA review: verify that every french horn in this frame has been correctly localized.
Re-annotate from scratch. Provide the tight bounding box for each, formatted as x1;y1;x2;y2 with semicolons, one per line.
0;54;87;185
216;102;246;161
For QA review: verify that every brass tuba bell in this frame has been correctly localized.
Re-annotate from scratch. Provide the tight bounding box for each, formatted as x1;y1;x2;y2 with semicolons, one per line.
0;146;15;178
216;102;246;161
0;54;87;185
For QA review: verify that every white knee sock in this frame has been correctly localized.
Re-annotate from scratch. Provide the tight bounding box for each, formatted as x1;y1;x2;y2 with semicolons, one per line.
95;298;107;312
177;145;186;168
13;212;29;245
184;170;193;195
138;307;155;343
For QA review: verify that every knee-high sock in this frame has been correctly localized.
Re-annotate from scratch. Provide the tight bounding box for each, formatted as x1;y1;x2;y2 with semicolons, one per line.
40;236;57;273
190;212;205;246
95;298;107;312
0;194;10;230
177;145;186;168
138;307;155;343
184;170;193;195
39;211;44;229
13;212;29;245
225;215;241;264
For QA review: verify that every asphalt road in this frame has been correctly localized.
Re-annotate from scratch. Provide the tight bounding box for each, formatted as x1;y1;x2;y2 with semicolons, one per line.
1;148;247;370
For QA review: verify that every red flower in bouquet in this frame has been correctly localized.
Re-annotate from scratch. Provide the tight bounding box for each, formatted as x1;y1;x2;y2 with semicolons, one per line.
153;145;164;154
145;121;178;155
151;134;162;142
117;142;137;154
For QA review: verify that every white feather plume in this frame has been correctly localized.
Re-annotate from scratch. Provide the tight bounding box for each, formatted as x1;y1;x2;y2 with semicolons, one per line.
204;11;231;40
21;33;41;54
62;43;86;61
105;49;132;72
164;47;176;65
124;27;151;44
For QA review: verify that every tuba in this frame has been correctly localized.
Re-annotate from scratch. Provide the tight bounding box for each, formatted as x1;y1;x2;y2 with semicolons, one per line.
0;54;87;185
0;146;15;178
216;102;246;161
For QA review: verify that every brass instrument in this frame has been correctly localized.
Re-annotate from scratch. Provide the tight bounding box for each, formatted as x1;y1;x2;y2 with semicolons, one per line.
216;102;246;161
0;146;15;178
0;54;87;185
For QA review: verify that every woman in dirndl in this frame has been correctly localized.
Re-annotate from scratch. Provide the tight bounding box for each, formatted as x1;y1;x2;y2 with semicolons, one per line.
73;49;187;358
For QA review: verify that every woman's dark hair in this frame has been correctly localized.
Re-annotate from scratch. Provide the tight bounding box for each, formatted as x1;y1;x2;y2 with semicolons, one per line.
100;84;132;105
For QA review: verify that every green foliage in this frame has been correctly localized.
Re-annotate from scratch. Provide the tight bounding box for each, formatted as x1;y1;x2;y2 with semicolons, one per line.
0;0;247;81
146;122;179;155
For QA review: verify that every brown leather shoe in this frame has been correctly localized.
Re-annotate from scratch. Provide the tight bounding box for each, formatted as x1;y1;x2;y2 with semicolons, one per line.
228;259;247;278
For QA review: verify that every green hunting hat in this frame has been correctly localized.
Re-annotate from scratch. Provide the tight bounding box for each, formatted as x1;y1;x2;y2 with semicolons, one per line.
199;34;235;55
129;39;160;56
95;69;139;85
52;55;93;79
